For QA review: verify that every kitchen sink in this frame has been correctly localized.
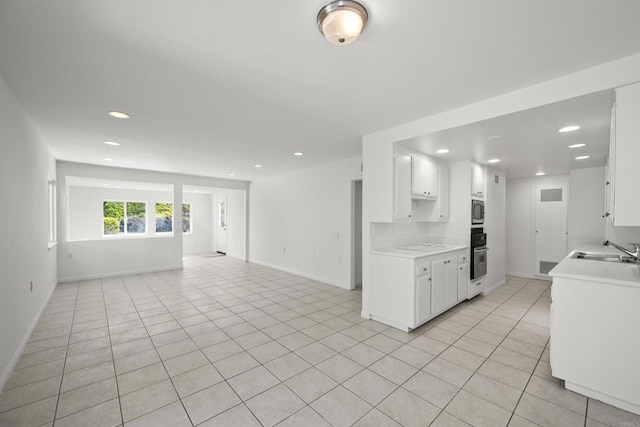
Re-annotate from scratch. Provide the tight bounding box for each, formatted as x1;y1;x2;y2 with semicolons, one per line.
570;251;640;264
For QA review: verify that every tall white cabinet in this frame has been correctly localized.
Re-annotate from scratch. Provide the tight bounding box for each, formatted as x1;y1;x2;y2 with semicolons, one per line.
610;83;640;226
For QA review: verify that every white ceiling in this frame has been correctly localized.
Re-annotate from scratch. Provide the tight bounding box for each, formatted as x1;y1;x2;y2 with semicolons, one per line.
398;90;615;179
1;1;640;180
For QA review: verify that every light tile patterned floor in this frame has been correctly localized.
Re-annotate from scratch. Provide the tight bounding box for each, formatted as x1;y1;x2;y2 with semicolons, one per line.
1;256;639;426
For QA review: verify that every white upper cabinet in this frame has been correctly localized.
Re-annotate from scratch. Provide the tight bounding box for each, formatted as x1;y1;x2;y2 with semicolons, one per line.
411;155;439;199
394;152;412;221
612;83;640;226
471;162;486;199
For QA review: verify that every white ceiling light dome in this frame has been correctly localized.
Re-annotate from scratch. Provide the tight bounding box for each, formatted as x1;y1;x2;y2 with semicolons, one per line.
317;0;368;45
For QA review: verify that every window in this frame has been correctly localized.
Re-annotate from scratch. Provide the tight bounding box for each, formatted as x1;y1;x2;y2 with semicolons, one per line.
155;203;173;233
103;201;146;236
48;179;57;247
182;203;191;233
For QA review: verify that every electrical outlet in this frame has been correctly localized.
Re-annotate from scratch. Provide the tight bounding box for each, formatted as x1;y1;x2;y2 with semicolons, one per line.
336;232;340;240
337;256;342;263
283;247;286;253
30;281;33;292
68;252;73;259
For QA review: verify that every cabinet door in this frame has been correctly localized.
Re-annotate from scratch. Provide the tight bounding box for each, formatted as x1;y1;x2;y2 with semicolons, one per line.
457;262;469;302
415;275;431;325
445;257;458;307
605;105;615;222
411;155;427;197
394;153;412;221
471;163;486;198
436;165;449;220
431;259;447;315
424;160;439;199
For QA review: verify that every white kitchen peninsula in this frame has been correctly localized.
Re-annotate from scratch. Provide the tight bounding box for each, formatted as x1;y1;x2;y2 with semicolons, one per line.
369;245;469;332
549;245;640;415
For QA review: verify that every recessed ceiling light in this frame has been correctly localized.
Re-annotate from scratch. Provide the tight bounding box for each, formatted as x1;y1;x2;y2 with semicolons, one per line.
568;143;586;148
195;190;200;193
436;149;449;154
227;173;235;176
103;157;114;161
536;172;546;176
254;164;263;168
108;111;130;119
103;184;110;187
293;152;304;156
575;155;590;160
558;125;580;133
487;159;500;163
104;141;120;146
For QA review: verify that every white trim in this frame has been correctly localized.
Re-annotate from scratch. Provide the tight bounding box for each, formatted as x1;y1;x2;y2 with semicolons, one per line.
248;259;351;290
58;264;183;283
565;382;640;416
505;271;534;279
370;314;410;332
482;279;506;295
0;282;57;393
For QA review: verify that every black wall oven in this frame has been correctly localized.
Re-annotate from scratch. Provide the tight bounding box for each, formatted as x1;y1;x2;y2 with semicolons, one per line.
470;228;488;280
472;199;485;225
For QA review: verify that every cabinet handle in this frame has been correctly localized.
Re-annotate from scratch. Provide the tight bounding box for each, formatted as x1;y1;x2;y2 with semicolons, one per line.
603;212;610;218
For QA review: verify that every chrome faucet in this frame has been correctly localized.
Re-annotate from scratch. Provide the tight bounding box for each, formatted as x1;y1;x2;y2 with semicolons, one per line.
603;240;640;260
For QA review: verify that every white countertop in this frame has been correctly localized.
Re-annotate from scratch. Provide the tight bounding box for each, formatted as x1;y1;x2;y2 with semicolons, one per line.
371;245;469;260
550;244;640;288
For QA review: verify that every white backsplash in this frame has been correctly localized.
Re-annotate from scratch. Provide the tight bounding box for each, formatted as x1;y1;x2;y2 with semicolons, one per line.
370;221;468;250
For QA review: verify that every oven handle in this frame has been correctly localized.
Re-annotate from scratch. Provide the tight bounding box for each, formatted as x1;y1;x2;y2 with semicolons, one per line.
473;247;489;252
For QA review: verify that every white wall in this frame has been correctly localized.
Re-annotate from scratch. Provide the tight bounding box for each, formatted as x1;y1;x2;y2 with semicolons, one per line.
568;167;607;249
57;161;249;281
484;167;506;291
68;186;173;241
249;157;362;289
183;192;214;254
506;175;571;278
0;75;57;390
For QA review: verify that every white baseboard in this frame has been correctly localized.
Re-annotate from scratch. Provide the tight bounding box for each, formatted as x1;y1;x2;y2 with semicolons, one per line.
248;259;351;290
0;282;57;393
58;264;183;283
483;279;506;295
505;271;534;279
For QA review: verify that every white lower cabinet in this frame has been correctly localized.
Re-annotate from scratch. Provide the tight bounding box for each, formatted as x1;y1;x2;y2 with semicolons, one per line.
370;248;468;331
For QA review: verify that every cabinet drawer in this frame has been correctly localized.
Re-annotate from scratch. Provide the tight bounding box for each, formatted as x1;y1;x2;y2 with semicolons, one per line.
469;279;483;297
457;254;468;265
415;260;431;276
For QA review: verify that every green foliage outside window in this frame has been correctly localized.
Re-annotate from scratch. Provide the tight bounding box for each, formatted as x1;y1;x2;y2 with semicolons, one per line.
156;203;173;233
182;203;191;233
103;201;146;235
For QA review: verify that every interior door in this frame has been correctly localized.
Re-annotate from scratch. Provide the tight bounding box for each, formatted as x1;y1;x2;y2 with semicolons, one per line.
534;184;568;276
216;196;227;254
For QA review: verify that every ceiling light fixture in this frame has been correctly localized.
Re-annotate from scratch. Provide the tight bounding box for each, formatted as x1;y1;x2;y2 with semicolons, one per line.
104;141;120;146
317;0;368;45
558;125;580;133
254;164;263;168
536;172;546;176
227;173;235;176
108;111;130;119
487;159;500;163
575;155;590;160
568;143;586;148
436;149;449;154
294;152;304;156
103;157;114;161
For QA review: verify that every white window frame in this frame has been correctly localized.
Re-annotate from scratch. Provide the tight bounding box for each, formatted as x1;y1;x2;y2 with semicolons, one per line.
47;179;57;248
102;200;148;237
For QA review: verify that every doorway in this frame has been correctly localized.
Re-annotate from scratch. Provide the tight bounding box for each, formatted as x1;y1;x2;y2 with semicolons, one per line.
351;179;363;289
216;195;227;254
534;184;568;276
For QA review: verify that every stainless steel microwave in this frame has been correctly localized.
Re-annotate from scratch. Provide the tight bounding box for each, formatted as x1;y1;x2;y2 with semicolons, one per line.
472;199;485;225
